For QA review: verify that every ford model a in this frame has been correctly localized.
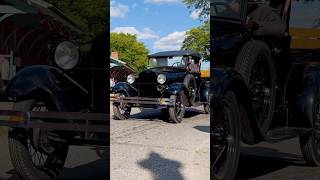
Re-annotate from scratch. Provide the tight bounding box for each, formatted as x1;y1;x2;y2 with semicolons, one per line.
211;0;320;179
111;50;210;123
0;1;107;179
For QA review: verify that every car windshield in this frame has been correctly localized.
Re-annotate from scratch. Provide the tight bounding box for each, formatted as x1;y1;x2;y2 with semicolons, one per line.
148;56;188;68
211;0;241;19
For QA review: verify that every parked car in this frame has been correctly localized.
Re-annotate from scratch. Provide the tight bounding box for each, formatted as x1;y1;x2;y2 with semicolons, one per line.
211;0;320;179
111;50;210;123
0;1;107;179
110;57;134;88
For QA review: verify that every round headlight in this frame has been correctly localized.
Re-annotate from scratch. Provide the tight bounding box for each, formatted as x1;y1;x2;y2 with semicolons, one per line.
157;74;166;84
54;41;79;70
127;74;135;84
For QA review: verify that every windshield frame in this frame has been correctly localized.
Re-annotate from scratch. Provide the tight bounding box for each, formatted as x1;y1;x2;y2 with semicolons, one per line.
211;0;248;24
148;56;189;68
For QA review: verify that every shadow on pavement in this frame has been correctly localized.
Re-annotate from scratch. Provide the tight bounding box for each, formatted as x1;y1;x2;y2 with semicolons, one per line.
130;108;204;122
236;146;305;179
193;126;210;133
62;148;109;180
138;152;183;180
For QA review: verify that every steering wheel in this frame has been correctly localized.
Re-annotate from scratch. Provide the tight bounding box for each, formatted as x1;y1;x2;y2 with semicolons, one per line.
171;62;183;67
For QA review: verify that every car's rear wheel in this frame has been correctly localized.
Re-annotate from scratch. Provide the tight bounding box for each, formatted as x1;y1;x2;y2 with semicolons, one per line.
299;95;320;166
169;94;186;123
8;99;68;180
212;91;241;180
113;93;131;120
235;40;276;134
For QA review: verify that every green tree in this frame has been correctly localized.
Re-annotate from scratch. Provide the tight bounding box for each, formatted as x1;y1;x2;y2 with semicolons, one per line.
183;0;209;21
47;0;108;36
182;22;210;59
110;33;149;72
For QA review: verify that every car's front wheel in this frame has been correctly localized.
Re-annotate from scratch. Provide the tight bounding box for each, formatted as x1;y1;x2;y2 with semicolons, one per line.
212;91;241;180
169;94;186;123
113;93;131;120
8;99;68;180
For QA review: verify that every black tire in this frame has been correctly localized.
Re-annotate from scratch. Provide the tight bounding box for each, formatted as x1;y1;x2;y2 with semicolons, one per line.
169;94;186;123
212;91;241;180
299;134;320;166
183;74;197;104
113;93;131;120
8;99;68;180
235;40;276;133
299;95;320;166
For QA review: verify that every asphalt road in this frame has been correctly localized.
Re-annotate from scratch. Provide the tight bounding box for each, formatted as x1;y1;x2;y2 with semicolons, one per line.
110;106;210;180
0;102;108;180
237;138;320;180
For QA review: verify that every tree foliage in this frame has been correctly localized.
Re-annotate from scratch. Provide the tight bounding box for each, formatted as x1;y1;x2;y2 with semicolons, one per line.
183;0;210;21
110;33;149;72
182;22;210;59
47;0;108;36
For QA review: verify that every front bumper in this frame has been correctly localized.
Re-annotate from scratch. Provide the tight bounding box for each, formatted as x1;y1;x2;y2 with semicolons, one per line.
110;94;175;107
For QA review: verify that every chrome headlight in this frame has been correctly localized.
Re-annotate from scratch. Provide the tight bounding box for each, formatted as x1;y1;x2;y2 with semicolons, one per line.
127;74;135;84
157;74;166;84
54;41;79;70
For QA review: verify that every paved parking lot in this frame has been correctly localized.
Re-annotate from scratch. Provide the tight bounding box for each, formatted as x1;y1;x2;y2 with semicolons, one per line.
237;138;320;180
110;106;210;180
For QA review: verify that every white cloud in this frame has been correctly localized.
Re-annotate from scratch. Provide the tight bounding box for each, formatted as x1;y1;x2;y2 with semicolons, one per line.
153;31;186;50
144;0;181;3
110;1;129;18
190;9;201;20
111;27;160;40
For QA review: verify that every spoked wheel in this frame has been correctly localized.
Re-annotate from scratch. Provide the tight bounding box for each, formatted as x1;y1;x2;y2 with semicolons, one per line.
169;94;186;123
249;57;273;132
235;40;276;133
212;91;241;180
299;95;320;166
113;93;131;120
183;74;197;104
8;99;68;180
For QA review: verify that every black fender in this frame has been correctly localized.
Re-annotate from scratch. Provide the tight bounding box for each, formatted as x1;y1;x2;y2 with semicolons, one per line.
211;67;262;144
165;82;189;96
5;65;88;112
165;82;190;106
112;82;138;97
286;63;320;128
200;81;210;103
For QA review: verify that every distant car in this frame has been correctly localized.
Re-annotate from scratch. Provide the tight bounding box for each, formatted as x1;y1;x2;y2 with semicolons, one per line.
111;50;210;123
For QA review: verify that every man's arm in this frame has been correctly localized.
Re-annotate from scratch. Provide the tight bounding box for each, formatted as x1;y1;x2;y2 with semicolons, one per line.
248;6;287;36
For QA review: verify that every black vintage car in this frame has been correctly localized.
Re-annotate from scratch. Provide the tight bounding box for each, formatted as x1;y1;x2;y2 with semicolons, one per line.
211;0;320;179
0;1;107;179
111;50;210;123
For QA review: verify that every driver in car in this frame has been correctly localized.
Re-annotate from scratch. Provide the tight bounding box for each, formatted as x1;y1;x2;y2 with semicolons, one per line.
228;0;286;36
186;58;200;73
246;0;286;36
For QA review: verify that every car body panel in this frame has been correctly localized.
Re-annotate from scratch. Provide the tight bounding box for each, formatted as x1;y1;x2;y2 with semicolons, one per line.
5;65;89;112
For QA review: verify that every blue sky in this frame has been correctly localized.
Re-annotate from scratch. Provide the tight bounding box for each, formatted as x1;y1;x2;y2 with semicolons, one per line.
110;0;202;54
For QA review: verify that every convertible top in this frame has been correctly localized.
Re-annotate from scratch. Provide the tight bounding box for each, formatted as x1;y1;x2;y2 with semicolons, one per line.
148;50;202;59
